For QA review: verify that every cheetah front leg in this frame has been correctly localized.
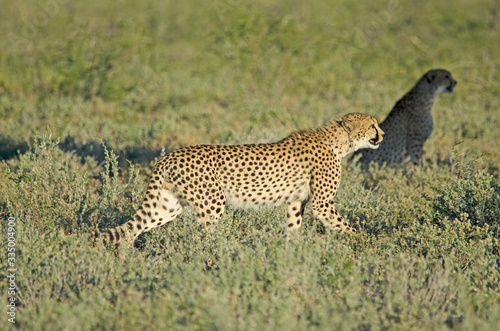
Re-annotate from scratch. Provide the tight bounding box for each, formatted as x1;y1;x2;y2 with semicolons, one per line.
407;123;430;165
311;201;356;234
309;171;356;234
407;139;425;165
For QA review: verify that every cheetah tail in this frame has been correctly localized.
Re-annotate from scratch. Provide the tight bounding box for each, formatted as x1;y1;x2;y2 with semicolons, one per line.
91;161;168;247
91;216;143;247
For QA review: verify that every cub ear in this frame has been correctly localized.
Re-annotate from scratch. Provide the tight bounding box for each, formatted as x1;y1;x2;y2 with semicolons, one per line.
426;73;435;83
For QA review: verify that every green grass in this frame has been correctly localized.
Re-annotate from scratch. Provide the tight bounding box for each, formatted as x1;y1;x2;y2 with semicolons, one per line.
1;0;500;329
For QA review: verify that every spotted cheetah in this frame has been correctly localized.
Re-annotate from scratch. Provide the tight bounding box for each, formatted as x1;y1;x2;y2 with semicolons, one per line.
356;69;457;166
93;113;384;245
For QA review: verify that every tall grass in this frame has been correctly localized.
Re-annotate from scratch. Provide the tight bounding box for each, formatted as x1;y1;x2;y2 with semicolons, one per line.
1;0;499;329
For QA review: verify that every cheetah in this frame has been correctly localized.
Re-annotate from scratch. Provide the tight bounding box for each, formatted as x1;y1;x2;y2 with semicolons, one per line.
356;69;457;166
92;113;384;245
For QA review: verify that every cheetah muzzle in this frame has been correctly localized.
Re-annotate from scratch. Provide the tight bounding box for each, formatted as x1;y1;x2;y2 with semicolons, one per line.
445;80;456;93
92;113;384;246
369;129;384;147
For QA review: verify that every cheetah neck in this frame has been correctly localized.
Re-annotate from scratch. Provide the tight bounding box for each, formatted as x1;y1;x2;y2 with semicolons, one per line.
405;86;437;114
324;124;351;157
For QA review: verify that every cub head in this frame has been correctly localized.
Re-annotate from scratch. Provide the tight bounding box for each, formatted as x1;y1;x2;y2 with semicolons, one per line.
339;113;384;153
421;69;457;97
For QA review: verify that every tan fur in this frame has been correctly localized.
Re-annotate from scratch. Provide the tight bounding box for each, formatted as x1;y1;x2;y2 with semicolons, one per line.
93;113;384;245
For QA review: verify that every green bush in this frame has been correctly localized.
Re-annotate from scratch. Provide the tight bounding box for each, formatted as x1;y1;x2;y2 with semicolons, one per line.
432;160;500;228
2;133;143;233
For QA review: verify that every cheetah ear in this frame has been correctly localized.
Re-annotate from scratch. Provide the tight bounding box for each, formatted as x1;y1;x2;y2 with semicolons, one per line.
426;73;435;83
339;119;353;133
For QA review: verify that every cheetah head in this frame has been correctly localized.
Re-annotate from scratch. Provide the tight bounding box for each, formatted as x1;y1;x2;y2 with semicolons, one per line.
339;113;385;153
422;69;457;97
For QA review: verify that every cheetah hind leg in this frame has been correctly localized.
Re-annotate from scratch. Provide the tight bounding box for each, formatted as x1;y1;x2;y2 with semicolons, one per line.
93;185;183;246
192;185;226;229
284;200;306;239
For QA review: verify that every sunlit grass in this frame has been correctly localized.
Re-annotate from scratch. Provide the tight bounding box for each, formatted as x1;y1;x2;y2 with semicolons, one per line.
1;0;499;329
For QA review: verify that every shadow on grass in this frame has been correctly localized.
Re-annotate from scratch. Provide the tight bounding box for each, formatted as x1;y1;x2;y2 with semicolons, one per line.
58;135;174;165
0;136;29;161
1;134;174;166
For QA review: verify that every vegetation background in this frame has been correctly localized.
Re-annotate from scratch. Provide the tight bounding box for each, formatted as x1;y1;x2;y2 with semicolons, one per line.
1;0;499;329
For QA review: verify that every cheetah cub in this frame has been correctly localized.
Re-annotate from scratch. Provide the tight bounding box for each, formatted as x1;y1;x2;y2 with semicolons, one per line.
93;113;384;245
357;69;457;166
